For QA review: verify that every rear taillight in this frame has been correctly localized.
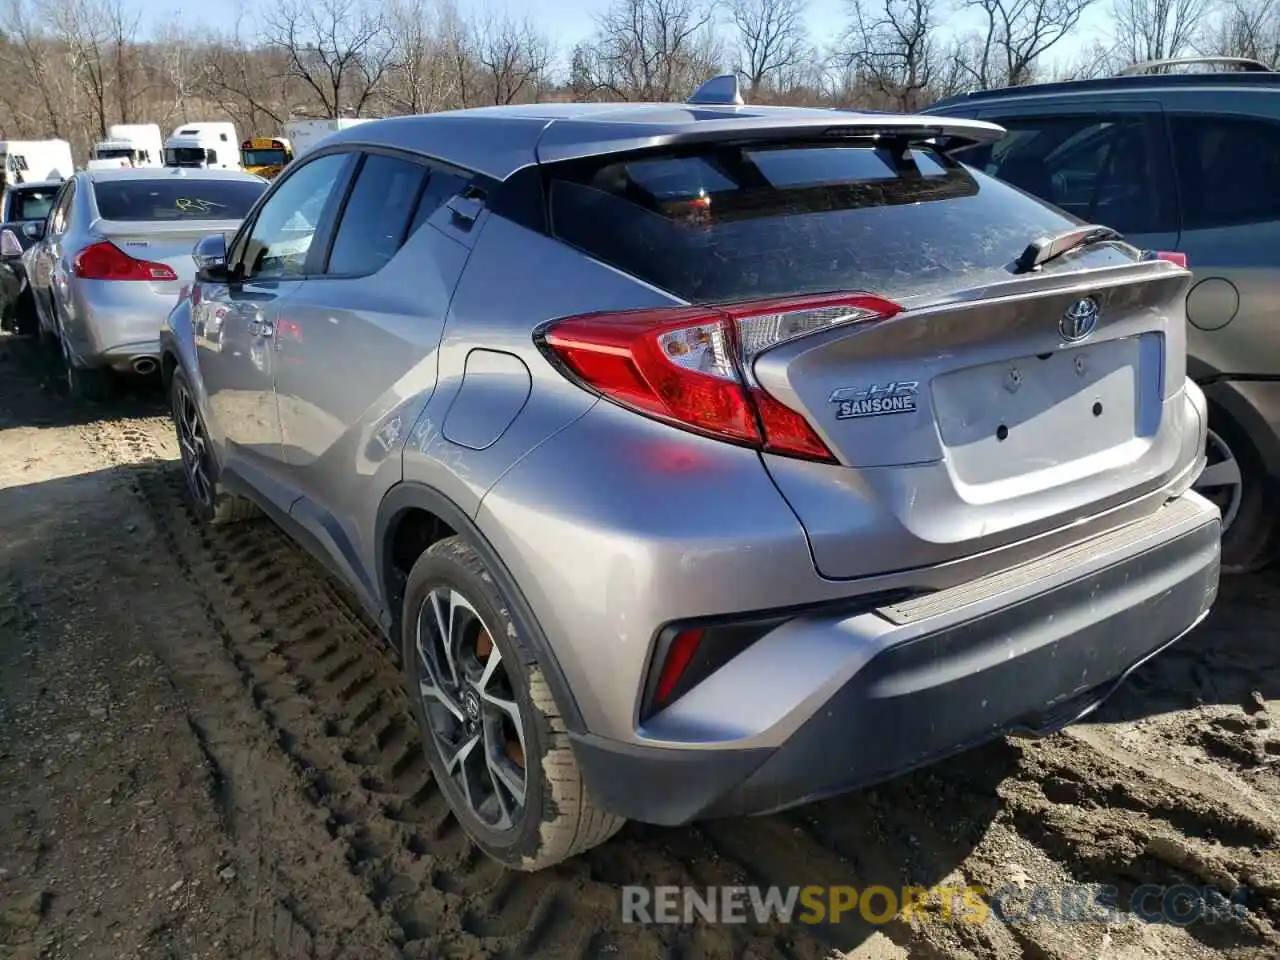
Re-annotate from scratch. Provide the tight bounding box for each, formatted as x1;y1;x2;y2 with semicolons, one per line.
0;229;22;257
1145;250;1188;268
74;241;178;281
540;293;902;462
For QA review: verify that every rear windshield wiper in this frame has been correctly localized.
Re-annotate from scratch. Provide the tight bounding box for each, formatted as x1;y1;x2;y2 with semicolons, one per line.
1013;224;1124;274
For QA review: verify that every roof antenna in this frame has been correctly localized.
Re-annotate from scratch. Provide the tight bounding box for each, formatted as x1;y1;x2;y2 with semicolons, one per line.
688;74;745;107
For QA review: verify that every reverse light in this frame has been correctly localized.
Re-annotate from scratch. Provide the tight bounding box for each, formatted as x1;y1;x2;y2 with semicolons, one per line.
540;292;902;462
74;241;178;281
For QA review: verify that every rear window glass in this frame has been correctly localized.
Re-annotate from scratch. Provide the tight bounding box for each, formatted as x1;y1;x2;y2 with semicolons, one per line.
548;143;1083;303
93;178;266;221
8;187;58;222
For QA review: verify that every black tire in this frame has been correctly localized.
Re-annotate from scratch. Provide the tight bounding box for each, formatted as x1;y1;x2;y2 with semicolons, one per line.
401;536;624;870
13;289;37;338
169;367;259;525
63;352;114;402
1202;408;1279;574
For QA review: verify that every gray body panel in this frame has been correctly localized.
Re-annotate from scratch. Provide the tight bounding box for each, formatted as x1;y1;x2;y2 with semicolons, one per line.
162;101;1219;824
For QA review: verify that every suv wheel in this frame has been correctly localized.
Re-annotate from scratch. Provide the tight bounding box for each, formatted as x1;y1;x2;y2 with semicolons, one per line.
402;537;624;870
1195;415;1278;574
170;368;259;524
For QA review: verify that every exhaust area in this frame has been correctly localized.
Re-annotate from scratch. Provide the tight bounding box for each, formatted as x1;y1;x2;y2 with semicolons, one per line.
132;357;158;376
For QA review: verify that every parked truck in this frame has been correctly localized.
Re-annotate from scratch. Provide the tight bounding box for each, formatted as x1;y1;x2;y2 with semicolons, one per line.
0;140;73;185
90;123;163;168
240;136;293;179
163;122;241;171
285;118;374;159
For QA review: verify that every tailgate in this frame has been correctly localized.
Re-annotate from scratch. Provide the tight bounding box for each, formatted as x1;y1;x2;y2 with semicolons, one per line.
754;261;1197;579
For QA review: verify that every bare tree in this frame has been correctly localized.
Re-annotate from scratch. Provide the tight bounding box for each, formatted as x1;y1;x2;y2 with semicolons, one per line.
571;0;722;101
50;0;115;137
155;24;210;125
842;0;941;110
262;0;396;118
474;12;554;105
383;0;464;114
1205;0;1280;64
963;0;1098;87
728;0;808;97
0;0;77;138
1112;0;1213;65
106;0;144;124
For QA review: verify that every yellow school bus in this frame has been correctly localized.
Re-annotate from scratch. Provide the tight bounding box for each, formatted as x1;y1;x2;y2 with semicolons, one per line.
240;137;293;179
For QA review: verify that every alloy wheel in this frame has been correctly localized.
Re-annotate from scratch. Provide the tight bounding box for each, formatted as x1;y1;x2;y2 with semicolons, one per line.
414;587;527;831
1194;428;1244;533
173;381;214;510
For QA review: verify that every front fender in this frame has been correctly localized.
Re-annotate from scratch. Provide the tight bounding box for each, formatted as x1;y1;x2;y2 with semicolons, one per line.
161;294;225;456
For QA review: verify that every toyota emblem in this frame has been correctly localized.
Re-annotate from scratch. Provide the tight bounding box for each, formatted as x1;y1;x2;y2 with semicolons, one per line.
1060;297;1099;343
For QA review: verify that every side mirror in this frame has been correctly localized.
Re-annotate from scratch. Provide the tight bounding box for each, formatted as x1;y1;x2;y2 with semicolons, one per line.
22;220;44;241
192;233;230;283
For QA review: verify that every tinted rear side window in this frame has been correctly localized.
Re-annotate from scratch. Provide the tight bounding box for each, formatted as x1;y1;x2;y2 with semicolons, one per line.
548;143;1083;303
326;153;428;275
93;178;265;221
1169;114;1280;230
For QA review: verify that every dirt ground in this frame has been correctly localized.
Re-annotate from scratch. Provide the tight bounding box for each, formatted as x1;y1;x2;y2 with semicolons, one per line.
0;333;1277;960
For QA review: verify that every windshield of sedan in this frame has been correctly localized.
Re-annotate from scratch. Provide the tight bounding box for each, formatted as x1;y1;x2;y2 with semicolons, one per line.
93;179;266;221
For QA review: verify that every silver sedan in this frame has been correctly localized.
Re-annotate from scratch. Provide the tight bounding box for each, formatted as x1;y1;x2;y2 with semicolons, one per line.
26;166;267;399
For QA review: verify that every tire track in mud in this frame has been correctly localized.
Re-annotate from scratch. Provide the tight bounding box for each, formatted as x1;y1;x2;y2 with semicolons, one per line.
119;457;860;960
42;349;1277;960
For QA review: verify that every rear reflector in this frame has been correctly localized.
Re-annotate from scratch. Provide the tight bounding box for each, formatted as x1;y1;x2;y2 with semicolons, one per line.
540;293;902;461
653;627;704;706
74;241;178;281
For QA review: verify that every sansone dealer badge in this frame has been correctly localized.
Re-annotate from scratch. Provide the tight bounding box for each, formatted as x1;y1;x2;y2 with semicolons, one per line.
829;381;919;419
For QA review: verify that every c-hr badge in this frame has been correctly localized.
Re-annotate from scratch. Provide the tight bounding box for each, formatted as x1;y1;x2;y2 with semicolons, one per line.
829;381;919;419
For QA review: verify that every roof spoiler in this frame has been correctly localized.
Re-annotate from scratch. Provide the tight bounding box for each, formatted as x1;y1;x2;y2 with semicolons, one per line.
824;114;1007;153
535;113;1006;165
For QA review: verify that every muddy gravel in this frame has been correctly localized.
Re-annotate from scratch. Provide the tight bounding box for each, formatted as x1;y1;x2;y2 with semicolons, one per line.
0;333;1277;960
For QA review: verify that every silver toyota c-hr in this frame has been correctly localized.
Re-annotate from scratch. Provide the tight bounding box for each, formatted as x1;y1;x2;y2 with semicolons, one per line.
161;79;1221;871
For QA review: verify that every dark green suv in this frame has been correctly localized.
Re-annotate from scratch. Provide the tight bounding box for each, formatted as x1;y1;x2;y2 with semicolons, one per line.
927;56;1280;573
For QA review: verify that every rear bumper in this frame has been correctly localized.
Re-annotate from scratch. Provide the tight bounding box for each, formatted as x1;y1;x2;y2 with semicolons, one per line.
571;493;1221;825
65;280;177;368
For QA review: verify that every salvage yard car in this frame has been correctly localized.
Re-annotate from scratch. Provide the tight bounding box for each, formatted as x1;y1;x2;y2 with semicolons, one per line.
25;166;267;399
926;55;1280;573
160;78;1222;872
0;178;61;335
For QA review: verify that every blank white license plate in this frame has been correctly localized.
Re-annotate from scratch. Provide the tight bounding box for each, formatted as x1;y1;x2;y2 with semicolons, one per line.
930;335;1157;486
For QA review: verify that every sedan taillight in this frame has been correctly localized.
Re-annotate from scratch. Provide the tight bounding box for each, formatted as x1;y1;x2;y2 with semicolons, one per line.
74;241;177;281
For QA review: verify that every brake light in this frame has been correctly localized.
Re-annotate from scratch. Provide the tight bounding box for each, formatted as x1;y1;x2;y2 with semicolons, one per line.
74;241;178;281
541;292;902;462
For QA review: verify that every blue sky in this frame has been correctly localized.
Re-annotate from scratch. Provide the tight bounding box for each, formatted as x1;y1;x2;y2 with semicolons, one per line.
127;0;1100;74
